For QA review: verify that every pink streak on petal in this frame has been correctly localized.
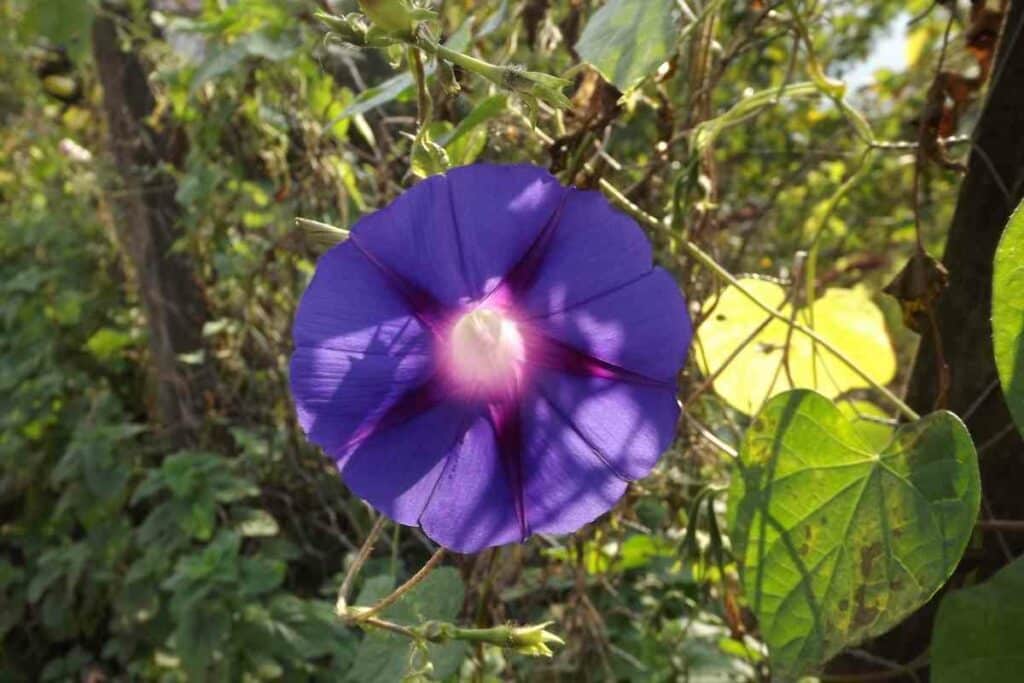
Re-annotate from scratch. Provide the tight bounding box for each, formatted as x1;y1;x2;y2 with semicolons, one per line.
337;375;448;458
522;330;675;388
349;234;449;335
486;188;569;301
488;399;529;541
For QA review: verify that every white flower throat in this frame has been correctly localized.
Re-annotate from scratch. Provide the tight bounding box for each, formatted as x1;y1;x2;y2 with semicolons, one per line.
449;307;525;391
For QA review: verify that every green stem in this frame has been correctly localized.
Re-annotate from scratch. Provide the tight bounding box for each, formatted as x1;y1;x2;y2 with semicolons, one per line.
417;35;506;84
407;45;432;130
347;615;563;657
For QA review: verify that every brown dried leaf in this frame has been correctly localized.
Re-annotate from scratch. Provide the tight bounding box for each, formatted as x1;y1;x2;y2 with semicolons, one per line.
883;249;949;334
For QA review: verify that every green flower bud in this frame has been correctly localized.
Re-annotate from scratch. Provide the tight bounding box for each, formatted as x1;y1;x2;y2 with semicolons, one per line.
503;66;572;110
508;622;565;658
358;0;435;36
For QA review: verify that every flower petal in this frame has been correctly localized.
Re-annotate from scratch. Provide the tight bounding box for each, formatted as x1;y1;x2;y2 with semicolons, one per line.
292;241;431;355
520;388;630;534
515;188;654;317
535;371;680;481
338;402;472;526
417;388;636;551
528;267;691;381
289;348;434;454
349;174;471;306
445;164;566;299
419;411;524;553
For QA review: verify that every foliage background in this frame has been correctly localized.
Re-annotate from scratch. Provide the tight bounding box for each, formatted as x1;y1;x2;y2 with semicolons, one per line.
1;0;1020;681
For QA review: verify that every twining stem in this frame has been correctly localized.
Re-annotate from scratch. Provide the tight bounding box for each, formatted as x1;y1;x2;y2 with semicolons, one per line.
589;152;922;422
353;547;446;621
337;515;387;613
513;112;920;419
507;69;896;415
407;45;432;129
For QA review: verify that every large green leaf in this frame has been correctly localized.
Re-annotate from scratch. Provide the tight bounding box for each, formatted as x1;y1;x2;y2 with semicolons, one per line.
993;198;1024;437
931;556;1024;682
728;390;979;679
574;0;678;91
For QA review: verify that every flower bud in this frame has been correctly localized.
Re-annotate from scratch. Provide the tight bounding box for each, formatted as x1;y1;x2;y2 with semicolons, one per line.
502;66;571;110
315;11;371;46
508;622;565;657
358;0;434;36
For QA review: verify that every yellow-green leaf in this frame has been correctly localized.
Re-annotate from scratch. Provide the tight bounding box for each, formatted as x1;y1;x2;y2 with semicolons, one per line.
695;278;896;414
992;198;1024;437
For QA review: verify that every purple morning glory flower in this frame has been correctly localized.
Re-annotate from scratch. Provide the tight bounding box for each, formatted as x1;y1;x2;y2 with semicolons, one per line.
290;164;692;553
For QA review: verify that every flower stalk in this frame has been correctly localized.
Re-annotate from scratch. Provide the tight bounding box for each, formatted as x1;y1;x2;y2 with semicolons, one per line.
336;516;388;615
351;618;565;657
416;34;571;109
350;547;446;622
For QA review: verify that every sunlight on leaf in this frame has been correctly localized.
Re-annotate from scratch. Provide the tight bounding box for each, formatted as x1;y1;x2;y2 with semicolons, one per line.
728;390;979;679
837;400;894;451
574;0;678;91
695;278;897;414
992;199;1024;437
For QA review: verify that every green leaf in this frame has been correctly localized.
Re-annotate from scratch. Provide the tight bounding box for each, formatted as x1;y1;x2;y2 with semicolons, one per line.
695;278;897;414
438;94;506;165
177;601;231;678
992;198;1024;437
345;567;465;680
235;508;279;537
931;556;1024;683
346;633;413;683
382;566;464;623
190;31;299;94
836;400;894;452
354;574;395;607
575;0;678;90
191;43;249;94
239;556;285;596
21;0;93;56
728;390;979;679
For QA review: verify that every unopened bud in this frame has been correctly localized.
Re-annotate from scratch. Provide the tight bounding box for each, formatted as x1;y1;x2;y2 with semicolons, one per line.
508;622;565;657
503;66;571;110
358;0;434;36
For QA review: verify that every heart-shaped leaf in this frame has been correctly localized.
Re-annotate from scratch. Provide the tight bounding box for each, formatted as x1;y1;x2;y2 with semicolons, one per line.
695;279;896;415
992;198;1024;437
931;555;1024;683
728;390;979;679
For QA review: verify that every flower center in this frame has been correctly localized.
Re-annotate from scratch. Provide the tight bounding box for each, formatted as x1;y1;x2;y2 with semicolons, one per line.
448;307;525;393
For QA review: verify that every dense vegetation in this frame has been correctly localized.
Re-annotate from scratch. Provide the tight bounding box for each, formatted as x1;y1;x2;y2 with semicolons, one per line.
2;0;1023;681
